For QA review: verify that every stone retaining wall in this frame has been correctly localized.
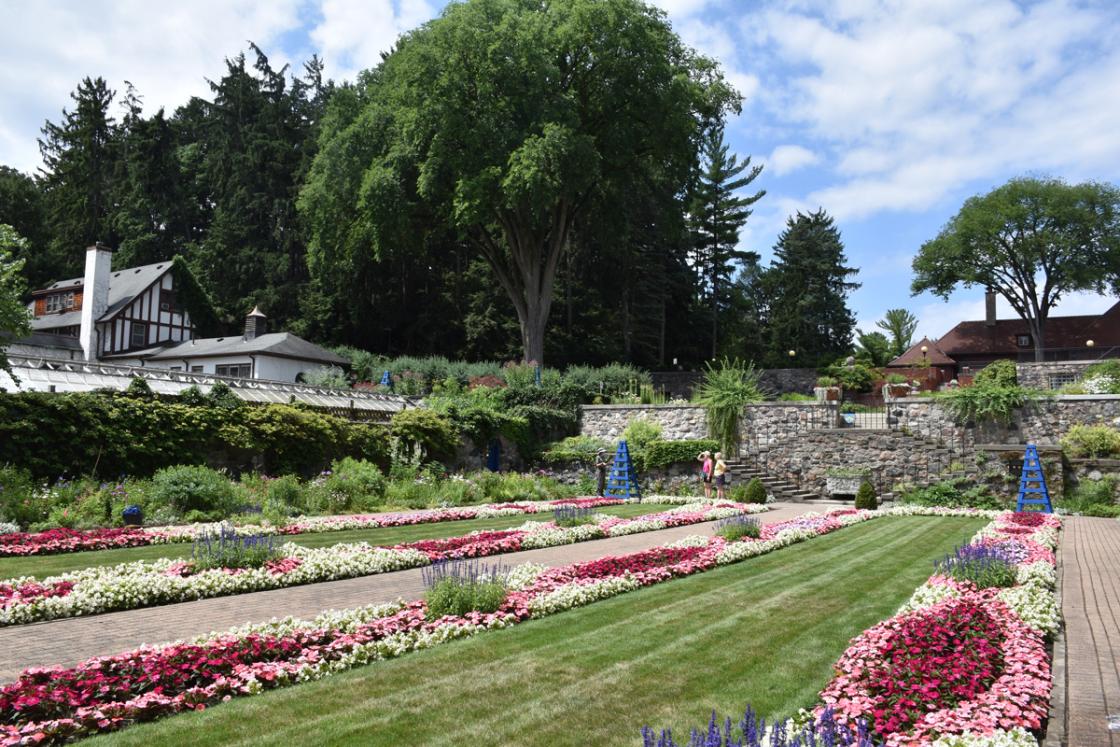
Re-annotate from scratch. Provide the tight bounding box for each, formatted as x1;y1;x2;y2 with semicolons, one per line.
579;405;708;441
1016;361;1098;390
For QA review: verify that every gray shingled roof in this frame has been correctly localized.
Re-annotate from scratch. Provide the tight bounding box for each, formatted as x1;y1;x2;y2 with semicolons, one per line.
143;332;348;365
31;262;172;330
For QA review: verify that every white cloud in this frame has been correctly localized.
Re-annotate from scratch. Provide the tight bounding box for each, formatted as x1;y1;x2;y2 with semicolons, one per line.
0;0;304;173
310;0;437;80
745;0;1120;221
767;144;819;176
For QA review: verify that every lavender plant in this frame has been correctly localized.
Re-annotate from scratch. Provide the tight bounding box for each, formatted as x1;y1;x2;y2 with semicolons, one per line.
191;526;280;571
641;705;876;747
553;505;598;527
935;543;1017;588
423;558;511;620
715;515;761;542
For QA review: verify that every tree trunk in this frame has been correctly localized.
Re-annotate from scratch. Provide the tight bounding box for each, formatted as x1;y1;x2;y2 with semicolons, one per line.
1032;316;1046;363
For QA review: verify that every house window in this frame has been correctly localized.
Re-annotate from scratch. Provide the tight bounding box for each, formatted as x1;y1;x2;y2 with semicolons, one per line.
1016;334;1031;348
169;366;182;372
130;323;147;348
160;289;182;314
216;363;251;378
190;365;204;373
44;292;75;313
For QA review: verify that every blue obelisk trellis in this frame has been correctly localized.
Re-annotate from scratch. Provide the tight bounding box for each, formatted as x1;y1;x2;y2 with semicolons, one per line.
604;440;641;501
1015;443;1053;513
379;370;392;390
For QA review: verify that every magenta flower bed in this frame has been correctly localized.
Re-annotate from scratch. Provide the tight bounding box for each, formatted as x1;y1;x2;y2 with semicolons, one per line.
0;528;152;558
0;498;626;558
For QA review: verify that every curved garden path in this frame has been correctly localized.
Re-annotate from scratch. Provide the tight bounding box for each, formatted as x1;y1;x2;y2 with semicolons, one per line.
0;503;814;683
1054;516;1120;747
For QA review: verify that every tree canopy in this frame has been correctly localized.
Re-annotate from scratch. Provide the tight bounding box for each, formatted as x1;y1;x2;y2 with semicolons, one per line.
299;0;739;363
0;225;32;376
875;308;918;359
913;176;1120;361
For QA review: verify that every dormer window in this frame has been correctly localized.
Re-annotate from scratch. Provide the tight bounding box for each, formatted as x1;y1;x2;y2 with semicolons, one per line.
1016;334;1031;348
44;291;76;313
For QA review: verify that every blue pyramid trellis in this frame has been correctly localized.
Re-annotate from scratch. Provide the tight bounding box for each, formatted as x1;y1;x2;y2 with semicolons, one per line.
604;440;641;501
1015;443;1053;513
379;370;392;389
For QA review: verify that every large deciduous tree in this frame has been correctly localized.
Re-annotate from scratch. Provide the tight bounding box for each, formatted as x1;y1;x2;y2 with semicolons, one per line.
300;0;737;363
912;176;1120;362
0;225;32;376
761;209;859;367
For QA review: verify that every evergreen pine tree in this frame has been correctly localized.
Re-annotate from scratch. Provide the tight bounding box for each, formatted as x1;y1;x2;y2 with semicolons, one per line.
0;167;49;288
761;210;859;367
38;76;120;278
688;125;765;359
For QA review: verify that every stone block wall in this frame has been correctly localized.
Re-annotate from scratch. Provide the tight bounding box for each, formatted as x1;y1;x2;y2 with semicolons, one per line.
1016;361;1098;390
579;405;708;441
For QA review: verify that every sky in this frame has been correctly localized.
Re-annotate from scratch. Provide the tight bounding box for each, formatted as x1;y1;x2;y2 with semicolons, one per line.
2;0;1119;342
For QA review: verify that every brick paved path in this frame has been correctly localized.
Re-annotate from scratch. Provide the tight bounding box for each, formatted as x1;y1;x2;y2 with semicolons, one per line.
1058;516;1120;747
0;504;812;682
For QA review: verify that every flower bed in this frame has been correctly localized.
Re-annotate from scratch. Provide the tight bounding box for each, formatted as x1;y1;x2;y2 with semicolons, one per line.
0;507;892;745
818;511;1061;746
0;498;627;558
0;502;766;625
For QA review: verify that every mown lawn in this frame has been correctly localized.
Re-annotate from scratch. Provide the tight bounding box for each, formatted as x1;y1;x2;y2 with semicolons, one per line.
0;504;661;580
91;515;982;747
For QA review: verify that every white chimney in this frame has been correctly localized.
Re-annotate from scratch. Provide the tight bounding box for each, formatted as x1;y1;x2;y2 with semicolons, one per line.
79;243;113;360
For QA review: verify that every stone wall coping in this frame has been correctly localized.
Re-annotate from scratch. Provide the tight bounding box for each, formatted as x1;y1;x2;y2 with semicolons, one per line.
579;404;700;410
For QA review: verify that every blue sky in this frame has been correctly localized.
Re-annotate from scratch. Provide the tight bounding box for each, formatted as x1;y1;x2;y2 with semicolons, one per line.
2;0;1119;341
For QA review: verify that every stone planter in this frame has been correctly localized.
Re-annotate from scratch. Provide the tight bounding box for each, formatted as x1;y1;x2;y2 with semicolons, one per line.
814;387;841;403
826;474;867;496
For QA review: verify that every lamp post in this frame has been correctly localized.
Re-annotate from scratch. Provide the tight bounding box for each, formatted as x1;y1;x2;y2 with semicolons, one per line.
1087;339;1095;348
788;349;796;360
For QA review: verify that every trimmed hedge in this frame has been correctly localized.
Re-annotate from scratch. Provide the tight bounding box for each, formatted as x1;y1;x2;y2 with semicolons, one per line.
641;439;720;470
0;390;389;479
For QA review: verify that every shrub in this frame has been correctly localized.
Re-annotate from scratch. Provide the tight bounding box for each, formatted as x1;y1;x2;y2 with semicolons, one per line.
1061;475;1117;514
323;458;387;511
642;439;721;470
937;383;1038;425
885;373;908;385
0;466;38;528
622;418;662;452
694;358;764;453
730;477;767;505
973;359;1017;387
149;465;240;519
540;435;610;465
899;478;1007;510
390;409;459;462
262;475;306;520
777;392;815;401
854;481;878;510
1084;503;1120;517
825;363;876;393
1060;424;1120;458
715;515;761;541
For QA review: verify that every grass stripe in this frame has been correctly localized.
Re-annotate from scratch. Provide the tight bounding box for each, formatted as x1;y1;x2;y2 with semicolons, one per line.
90;515;983;747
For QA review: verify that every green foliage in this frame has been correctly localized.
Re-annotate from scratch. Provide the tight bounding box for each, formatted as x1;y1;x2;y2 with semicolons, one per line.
390;409;459;462
973;360;1017;387
912;176;1120;361
855;481;878;510
0;391;388;479
425;576;508;621
1061;424;1120;458
191;532;281;572
149;465;241;519
876;309;918;359
169;256;221;336
300;0;738;362
729;477;767;505
899;478;1008;510
854;331;892;367
260;474;306;521
0;466;38;527
939;553;1017;589
885;373;908;385
0;225;32;376
937;383;1039;425
641;440;721;470
824;362;877;393
1083;503;1120;518
816;376;838;388
694;358;764;453
301;366;349;390
1061;476;1116;513
322;458;387;512
540;435;610;465
622;418;663;455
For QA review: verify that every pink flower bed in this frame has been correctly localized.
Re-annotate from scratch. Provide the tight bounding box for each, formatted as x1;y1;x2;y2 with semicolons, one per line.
397;529;526;559
0;581;74;610
0;498;627;558
0;508;864;744
818;511;1059;746
0;528;151;558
